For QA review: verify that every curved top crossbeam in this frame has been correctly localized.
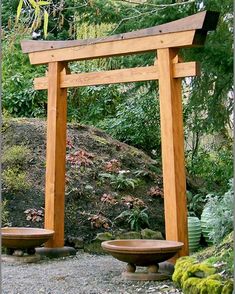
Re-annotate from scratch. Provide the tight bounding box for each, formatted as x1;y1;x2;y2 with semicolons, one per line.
22;11;219;53
21;11;219;65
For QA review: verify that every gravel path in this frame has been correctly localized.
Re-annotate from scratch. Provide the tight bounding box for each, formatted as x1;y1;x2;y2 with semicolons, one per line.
2;252;182;294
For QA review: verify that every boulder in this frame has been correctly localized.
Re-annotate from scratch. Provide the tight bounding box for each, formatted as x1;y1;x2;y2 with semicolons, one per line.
141;228;164;240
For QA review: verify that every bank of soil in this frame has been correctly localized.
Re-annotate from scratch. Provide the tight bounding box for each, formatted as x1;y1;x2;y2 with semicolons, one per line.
2;118;165;246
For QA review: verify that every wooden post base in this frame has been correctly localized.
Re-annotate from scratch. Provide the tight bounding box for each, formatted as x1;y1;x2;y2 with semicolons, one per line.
36;246;76;258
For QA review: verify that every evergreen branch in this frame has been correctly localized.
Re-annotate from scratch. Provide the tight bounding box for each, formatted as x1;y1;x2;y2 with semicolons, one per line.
109;0;195;35
115;0;195;8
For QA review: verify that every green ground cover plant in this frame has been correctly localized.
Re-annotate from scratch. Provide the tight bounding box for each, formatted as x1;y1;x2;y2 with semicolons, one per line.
2;168;31;192
2;145;31;168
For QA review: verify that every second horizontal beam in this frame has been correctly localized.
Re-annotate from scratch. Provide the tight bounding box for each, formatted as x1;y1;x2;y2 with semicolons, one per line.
34;62;199;90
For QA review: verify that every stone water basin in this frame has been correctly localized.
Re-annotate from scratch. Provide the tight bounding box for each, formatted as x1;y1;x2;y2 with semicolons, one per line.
102;239;184;280
1;227;54;252
102;239;184;265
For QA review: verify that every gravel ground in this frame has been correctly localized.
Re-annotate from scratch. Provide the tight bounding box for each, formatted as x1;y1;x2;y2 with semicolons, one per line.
2;251;182;294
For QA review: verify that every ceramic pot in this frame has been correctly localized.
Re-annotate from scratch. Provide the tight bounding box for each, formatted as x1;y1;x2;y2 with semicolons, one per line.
188;216;201;253
200;207;214;245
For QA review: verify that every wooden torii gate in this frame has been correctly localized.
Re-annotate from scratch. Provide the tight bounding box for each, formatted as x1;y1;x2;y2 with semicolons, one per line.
21;11;219;258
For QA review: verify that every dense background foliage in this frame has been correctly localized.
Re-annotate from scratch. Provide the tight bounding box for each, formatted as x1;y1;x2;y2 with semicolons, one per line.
2;0;233;202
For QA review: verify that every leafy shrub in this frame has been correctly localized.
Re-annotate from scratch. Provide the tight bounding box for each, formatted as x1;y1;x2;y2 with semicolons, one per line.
1;200;10;226
98;91;161;153
68;83;123;123
2;32;46;117
203;179;233;244
2;168;31;192
2;145;31;168
187;146;233;194
187;191;206;217
115;208;150;231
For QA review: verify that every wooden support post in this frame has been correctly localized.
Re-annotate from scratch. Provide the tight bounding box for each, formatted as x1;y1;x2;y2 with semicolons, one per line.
44;61;68;248
157;48;189;257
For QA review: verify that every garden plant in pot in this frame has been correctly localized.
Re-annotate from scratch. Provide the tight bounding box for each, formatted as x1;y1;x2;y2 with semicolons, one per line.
187;214;201;253
187;191;204;253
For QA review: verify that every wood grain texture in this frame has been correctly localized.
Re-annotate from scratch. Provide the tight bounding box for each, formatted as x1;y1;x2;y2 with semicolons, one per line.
34;62;199;90
21;11;219;53
28;30;198;65
44;62;68;248
157;48;189;258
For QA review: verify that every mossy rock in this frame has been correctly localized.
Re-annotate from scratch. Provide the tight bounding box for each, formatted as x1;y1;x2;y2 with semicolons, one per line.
173;233;234;293
140;228;163;240
115;231;141;239
173;256;233;294
182;275;223;294
197;276;223;294
84;232;113;254
181;262;216;287
183;277;201;294
187;263;217;278
172;256;197;287
222;280;234;294
94;232;114;241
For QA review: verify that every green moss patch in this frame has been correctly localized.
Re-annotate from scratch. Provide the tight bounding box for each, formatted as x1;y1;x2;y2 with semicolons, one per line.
173;255;234;294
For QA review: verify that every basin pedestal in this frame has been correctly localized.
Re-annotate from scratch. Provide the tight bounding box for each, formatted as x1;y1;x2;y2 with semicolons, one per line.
2;250;41;263
123;263;169;281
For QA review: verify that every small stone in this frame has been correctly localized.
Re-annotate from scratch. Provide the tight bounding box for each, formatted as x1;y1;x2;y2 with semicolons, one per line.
159;284;170;289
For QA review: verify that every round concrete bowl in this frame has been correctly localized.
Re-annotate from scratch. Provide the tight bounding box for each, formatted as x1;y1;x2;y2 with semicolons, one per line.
102;239;183;266
1;227;54;250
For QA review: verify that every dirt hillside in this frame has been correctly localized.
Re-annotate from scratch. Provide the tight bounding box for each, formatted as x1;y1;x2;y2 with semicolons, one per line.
2;118;165;245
